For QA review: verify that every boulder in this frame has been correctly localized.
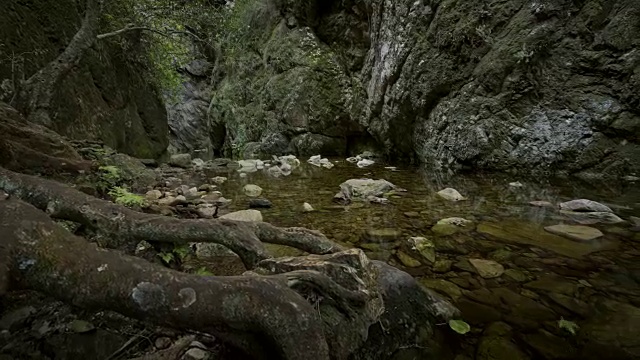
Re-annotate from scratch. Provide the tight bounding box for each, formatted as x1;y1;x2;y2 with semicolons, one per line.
437;188;466;201
243;184;263;197
169;154;192;168
248;198;272;208
560;210;624;225
559;199;613;213
335;179;399;203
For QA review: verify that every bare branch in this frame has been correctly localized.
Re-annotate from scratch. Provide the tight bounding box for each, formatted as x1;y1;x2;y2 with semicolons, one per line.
97;26;205;42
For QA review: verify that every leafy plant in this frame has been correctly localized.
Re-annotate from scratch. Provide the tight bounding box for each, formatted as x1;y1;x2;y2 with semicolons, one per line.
97;165;122;193
158;252;175;264
558;318;579;335
108;186;146;208
448;319;471;334
194;267;214;276
173;244;190;261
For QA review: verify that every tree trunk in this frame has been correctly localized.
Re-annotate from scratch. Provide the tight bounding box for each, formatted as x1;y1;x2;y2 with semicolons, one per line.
0;196;331;360
14;0;103;127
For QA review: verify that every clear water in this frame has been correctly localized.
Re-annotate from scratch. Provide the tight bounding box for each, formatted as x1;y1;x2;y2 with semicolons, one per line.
198;158;640;358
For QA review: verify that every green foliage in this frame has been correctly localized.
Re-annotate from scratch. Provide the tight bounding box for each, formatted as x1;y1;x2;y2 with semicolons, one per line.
158;252;175;264
97;165;122;193
449;319;471;334
173;244;190;261
194;267;214;276
108;186;146;208
558;318;579;335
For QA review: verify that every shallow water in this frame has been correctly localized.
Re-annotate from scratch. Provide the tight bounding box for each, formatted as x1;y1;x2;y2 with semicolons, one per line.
203;158;640;359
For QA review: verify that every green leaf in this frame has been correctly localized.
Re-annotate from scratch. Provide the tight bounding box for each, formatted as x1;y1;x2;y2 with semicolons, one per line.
173;244;190;260
448;319;471;334
158;252;174;264
558;318;579;335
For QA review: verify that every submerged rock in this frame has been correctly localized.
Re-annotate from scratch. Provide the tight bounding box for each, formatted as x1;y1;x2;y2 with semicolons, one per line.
469;259;505;279
432;218;473;236
334;178;400;204
544;224;604;242
307;155;334;168
437;188;466;201
249;198;272;208
529;200;554;208
363;228;402;242
243;184;263;197
396;251;422;268
559;199;613;213
477;221;617;258
409;237;436;263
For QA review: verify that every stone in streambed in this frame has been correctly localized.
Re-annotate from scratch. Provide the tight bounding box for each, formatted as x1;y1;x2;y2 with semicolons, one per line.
432;217;472;236
249;198;272;208
560;210;624;225
529;200;554;208
408;237;436;263
168;153;192;168
397;251;422;268
544;224;603;241
469;259;504;278
145;189;162;200
559;199;613;213
243;184;263;197
418;278;462;299
302;202;315;212
437;188;467;201
363;228;402;242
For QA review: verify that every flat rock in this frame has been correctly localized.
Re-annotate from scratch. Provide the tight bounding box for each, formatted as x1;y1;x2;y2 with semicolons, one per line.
560;210;624;225
580;301;640;359
248;198;272;208
219;210;263;222
544;224;604;241
559;199;613;213
503;269;528;282
436;188;466;201
469;259;505;279
477;221;617;258
529;200;554;208
396;251;422;268
418;278;462;299
363;228;402;242
477;335;530;360
524;276;578;296
243;184;263;197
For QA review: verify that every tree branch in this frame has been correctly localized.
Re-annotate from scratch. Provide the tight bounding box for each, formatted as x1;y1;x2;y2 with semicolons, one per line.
97;26;205;42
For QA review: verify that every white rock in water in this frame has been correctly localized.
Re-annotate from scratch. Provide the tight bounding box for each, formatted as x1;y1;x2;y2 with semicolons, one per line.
509;182;523;187
210;176;227;184
219;209;263;222
303;202;315;212
243;184;263;197
346;157;358;163
357;159;375;168
437;188;467;201
239;173;247;178
279;155;300;168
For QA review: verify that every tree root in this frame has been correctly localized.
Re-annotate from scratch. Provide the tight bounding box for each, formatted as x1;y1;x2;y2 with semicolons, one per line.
0;167;343;269
1;197;331;360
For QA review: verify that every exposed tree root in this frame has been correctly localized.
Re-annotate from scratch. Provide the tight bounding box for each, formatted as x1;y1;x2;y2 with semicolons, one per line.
0;167;344;269
1;197;332;360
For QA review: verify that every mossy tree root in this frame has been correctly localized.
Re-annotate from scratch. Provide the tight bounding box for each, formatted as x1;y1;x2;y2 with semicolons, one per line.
0;167;344;269
0;197;332;360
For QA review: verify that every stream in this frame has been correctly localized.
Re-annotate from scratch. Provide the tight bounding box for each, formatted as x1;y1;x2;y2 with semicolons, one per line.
195;158;640;359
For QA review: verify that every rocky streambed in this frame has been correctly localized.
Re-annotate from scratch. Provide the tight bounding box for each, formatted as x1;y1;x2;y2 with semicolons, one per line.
2;151;640;360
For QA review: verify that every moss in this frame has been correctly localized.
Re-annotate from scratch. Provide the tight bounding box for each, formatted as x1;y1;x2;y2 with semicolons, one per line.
108;186;146;208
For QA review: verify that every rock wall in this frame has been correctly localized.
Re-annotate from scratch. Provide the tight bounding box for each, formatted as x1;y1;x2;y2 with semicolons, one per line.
174;0;639;177
0;0;169;159
362;0;640;179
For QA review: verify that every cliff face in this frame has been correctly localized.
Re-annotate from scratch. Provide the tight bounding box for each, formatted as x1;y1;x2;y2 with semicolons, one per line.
192;0;639;177
0;0;168;159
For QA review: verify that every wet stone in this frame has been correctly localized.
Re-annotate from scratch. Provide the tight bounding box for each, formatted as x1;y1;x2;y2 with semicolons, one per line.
396;251;422;268
524;276;578;296
363;228;402;242
456;299;502;325
559;199;613;213
248;198;272;208
469;259;505;279
522;330;577;360
433;259;453;273
544;224;604;241
503;269;528;282
419;279;462;300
